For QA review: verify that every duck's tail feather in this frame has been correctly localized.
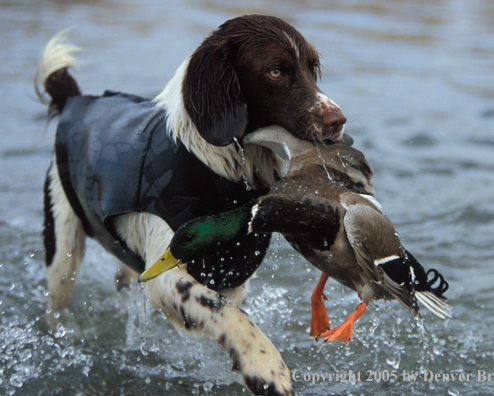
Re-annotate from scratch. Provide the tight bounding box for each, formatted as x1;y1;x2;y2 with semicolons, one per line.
405;250;452;318
415;290;452;319
406;250;449;296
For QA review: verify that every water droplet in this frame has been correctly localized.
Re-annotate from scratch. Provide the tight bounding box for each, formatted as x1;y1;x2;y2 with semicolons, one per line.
140;339;148;356
234;137;246;164
203;381;214;391
82;366;91;377
9;373;23;388
386;356;401;369
53;322;67;338
254;250;261;256
315;144;334;182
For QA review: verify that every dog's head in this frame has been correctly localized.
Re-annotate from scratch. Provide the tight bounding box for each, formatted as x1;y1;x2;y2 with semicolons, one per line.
183;15;346;147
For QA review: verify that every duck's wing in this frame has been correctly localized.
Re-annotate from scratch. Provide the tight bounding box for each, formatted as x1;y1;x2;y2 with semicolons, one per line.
343;204;421;317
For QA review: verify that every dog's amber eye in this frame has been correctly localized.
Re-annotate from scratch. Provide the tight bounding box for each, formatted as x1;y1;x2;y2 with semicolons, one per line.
269;69;282;78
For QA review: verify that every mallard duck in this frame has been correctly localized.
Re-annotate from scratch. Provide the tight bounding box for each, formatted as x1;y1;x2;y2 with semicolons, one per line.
139;126;451;342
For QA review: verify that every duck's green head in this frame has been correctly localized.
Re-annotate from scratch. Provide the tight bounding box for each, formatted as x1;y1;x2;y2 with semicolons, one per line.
138;205;252;282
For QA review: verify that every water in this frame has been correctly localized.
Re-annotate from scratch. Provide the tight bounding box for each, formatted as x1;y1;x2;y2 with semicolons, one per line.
1;0;494;395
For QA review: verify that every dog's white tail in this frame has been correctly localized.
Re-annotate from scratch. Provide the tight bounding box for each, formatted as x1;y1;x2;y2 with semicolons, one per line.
35;29;82;113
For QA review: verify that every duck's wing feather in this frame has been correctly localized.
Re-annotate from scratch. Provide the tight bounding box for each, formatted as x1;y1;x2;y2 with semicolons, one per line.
343;205;421;317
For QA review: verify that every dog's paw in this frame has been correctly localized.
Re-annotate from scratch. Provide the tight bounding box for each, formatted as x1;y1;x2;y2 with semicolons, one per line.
220;308;294;396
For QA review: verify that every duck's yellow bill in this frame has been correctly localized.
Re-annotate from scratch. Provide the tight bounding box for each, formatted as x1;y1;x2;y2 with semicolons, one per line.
138;248;181;283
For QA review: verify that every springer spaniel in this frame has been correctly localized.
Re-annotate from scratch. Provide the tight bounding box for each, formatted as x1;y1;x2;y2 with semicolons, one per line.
35;15;346;396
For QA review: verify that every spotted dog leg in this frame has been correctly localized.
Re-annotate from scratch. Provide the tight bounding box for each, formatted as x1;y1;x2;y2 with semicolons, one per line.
146;268;293;396
114;212;294;396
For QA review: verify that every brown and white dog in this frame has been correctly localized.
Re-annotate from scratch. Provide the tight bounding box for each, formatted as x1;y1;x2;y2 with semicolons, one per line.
35;15;346;396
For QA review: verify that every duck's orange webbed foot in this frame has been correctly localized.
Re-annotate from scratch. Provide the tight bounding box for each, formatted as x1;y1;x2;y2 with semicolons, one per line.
310;272;331;337
318;302;367;343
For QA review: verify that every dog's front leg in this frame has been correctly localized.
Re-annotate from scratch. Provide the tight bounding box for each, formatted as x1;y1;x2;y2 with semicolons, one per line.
146;267;294;396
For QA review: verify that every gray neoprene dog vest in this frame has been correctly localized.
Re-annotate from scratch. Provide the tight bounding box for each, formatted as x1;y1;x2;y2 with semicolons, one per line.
55;91;270;290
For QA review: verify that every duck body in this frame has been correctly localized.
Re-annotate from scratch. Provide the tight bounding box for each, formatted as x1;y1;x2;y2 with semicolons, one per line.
253;144;381;298
140;126;451;342
243;126;450;341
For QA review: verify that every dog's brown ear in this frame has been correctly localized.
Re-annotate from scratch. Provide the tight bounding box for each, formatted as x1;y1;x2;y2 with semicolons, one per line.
182;41;248;147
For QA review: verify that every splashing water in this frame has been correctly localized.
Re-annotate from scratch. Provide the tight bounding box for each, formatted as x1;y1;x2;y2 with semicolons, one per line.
140;285;150;356
243;180;252;191
233;137;245;165
314;143;334;183
336;150;346;168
